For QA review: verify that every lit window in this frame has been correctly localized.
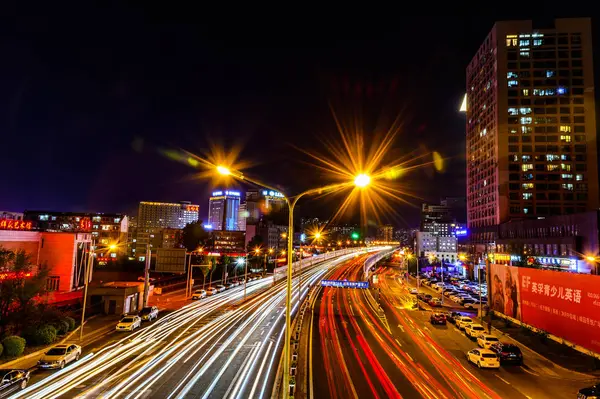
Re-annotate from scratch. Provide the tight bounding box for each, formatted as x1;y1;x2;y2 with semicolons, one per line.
522;183;534;190
523;193;533;200
508;80;519;87
532;32;544;38
507;72;518;79
561;154;569;161
557;87;567;95
110;253;117;258
522;155;531;161
520;117;532;124
524;208;530;214
560;125;571;133
560;135;572;142
519;107;532;115
509;128;518;134
522;89;529;96
576;174;583;181
561;164;571;171
479;128;487;137
114;218;121;223
562;184;574;191
519;40;530;47
534;39;543;46
561;174;573;180
546;70;555;78
522;164;533;171
547;165;559;171
520;51;530;57
508;108;518;115
521;126;532;134
39;214;49;221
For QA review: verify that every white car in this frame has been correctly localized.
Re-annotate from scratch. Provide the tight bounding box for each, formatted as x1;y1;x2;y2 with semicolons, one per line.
192;289;207;300
409;288;418;294
139;306;159;321
477;334;500;349
116;316;142;331
207;287;218;296
456;316;473;330
464;301;482;310
467;348;500;369
216;284;226;292
465;323;486;338
38;344;81;369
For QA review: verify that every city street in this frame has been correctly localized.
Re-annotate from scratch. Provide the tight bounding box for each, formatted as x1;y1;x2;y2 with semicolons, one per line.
13;252;365;399
310;258;595;398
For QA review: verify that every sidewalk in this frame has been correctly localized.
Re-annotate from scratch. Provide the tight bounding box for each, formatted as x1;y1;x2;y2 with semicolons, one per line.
1;314;120;371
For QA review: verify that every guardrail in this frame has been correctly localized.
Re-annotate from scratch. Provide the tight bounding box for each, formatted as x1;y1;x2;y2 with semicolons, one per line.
363;247;396;277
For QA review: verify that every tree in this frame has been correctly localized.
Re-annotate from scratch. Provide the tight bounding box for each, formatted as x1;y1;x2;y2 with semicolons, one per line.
180;221;210;252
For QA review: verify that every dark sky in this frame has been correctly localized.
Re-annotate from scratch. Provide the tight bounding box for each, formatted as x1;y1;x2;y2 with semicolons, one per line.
2;7;599;226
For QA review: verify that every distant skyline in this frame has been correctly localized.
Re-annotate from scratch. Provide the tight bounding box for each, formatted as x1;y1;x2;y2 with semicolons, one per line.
3;9;599;226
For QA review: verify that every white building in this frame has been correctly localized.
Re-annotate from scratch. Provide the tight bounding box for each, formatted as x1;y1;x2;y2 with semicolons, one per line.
416;231;458;263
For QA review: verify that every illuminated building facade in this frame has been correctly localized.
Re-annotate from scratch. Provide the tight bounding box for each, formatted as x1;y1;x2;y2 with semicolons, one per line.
466;18;598;252
377;225;393;242
136;201;199;260
207;190;241;231
244;189;286;225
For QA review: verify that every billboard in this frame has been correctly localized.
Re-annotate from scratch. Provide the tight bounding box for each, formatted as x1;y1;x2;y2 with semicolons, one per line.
321;280;369;289
155;248;187;273
490;264;600;354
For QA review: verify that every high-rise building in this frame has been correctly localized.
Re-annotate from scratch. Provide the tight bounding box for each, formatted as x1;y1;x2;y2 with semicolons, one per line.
466;18;598;249
377;225;393;242
135;201;199;260
207;190;241;231
244;189;287;225
238;202;247;232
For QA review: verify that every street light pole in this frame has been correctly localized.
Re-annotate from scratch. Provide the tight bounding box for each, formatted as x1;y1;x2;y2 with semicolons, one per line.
80;239;95;341
142;243;151;308
243;254;249;301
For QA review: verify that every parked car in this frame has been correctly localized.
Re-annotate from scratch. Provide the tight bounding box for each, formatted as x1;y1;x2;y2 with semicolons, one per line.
477;334;500;349
445;311;462;324
116;316;142;331
417;293;427;301
226;283;235;289
207;287;218;296
430;312;447;325
37;344;81;369
192;289;207;300
464;301;481;310
489;342;523;365
139;306;159;321
0;369;30;394
466;348;500;369
465;323;486;339
456;316;473;330
577;382;600;399
216;284;226;292
428;298;442;307
409;288;418;294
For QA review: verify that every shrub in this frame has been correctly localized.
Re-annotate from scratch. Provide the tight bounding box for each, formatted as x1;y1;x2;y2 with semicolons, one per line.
27;324;57;346
54;320;70;335
64;316;76;331
2;336;26;357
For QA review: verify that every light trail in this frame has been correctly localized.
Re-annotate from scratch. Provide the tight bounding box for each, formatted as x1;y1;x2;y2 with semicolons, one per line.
13;250;383;399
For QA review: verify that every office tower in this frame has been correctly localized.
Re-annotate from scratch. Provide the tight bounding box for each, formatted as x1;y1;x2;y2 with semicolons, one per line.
238;202;247;232
466;18;598;246
377;225;393;242
207;190;241;231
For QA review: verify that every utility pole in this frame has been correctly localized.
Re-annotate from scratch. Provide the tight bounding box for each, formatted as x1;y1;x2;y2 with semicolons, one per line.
186;252;192;297
80;239;95;341
142;244;151;308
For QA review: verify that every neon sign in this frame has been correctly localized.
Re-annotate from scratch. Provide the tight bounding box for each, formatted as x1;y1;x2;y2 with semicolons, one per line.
262;190;284;198
453;229;468;236
212;191;223;196
0;220;33;231
79;218;91;231
225;191;240;196
186;205;199;212
0;271;32;280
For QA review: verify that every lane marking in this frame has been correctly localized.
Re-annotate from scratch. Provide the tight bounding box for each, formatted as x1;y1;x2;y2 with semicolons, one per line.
405;353;414;362
394;338;402;347
397;324;405;333
495;374;511;385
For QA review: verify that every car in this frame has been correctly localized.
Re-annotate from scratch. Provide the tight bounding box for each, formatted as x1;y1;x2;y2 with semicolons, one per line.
37;344;81;369
428;298;442;307
445;311;462;324
207;287;218;296
430;312;447;325
424;294;432;301
192;289;207;300
115;315;142;331
577;382;600;399
489;342;524;365
466;348;500;369
0;369;30;394
216;284;226;292
139;306;159;321
465;323;486;339
226;283;235;289
409;288;418;294
477;334;500;349
464;301;483;310
417;293;427;301
456;316;473;330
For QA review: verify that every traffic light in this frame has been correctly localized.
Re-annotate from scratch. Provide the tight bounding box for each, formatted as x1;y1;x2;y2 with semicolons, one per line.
351;232;359;240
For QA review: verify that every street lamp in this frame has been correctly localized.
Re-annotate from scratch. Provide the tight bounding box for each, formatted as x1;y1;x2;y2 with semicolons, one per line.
213;163;369;395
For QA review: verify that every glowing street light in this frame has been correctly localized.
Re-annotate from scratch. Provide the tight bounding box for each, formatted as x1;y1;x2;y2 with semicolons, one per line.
354;173;371;188
216;165;232;176
586;256;597;262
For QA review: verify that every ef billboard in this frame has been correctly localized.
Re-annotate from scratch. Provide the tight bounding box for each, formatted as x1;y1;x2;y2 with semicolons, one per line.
490;264;600;354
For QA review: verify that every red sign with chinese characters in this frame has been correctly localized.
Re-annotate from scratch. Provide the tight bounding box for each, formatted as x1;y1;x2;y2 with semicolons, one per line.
0;220;32;231
490;264;600;354
0;271;32;280
186;205;199;212
79;218;91;232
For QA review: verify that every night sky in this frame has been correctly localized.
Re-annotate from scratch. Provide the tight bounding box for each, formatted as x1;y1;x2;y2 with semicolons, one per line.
2;7;599;226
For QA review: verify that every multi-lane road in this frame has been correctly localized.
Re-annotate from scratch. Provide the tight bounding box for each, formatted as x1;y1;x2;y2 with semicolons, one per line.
13;252;368;399
310;258;594;398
